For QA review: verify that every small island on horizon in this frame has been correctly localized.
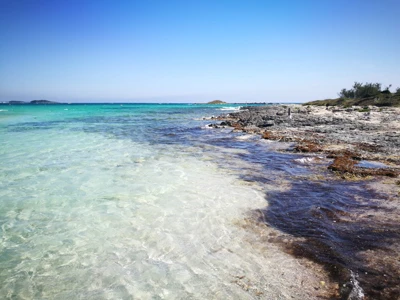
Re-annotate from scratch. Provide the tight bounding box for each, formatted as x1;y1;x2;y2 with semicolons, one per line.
2;82;399;107
5;100;60;104
207;100;227;104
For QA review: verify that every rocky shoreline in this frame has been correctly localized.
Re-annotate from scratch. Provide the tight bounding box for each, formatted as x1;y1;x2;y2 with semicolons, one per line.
208;104;400;299
210;104;400;178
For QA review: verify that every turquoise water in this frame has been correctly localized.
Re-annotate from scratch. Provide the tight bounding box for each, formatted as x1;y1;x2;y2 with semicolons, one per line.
4;103;395;299
1;104;323;299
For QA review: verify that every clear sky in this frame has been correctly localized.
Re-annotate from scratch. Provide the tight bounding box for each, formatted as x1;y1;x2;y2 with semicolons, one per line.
1;0;399;103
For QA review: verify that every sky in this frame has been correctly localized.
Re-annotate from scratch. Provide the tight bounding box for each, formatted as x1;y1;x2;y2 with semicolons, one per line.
0;0;399;103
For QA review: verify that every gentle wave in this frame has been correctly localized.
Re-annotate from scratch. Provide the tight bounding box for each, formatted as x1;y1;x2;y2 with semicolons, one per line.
218;106;242;111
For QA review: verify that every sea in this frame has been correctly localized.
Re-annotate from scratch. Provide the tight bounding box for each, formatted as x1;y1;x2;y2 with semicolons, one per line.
0;103;398;299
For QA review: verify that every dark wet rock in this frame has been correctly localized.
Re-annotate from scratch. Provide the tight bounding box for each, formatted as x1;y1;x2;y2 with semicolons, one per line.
206;123;229;129
259;121;274;127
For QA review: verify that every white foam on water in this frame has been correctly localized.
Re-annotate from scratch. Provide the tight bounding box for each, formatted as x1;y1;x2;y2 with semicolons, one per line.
349;271;365;300
218;106;242;111
201;123;214;129
235;134;259;140
294;157;317;164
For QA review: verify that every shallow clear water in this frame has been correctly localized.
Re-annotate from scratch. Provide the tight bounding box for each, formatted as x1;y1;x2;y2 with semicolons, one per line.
1;104;398;299
0;104;316;299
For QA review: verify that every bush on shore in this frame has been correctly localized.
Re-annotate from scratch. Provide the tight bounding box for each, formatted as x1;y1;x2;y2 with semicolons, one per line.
304;82;400;107
339;82;383;99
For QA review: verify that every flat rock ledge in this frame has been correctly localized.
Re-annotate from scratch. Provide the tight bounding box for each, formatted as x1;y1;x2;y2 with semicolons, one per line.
212;104;400;178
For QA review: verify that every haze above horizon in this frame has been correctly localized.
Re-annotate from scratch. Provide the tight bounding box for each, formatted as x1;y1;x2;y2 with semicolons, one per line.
1;0;399;103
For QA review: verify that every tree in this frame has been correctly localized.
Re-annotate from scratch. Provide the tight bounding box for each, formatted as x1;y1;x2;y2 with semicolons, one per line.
385;84;392;92
381;84;392;94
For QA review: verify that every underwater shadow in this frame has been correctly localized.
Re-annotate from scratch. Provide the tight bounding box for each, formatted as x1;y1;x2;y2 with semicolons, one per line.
258;179;400;300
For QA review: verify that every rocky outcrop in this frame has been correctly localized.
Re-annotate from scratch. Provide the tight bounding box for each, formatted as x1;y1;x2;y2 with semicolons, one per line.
216;105;400;166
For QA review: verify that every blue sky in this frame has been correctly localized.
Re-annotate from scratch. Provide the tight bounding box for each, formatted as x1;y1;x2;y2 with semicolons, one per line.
1;0;399;103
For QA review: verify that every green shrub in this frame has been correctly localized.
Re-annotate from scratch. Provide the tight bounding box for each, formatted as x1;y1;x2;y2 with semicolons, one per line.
339;82;383;99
